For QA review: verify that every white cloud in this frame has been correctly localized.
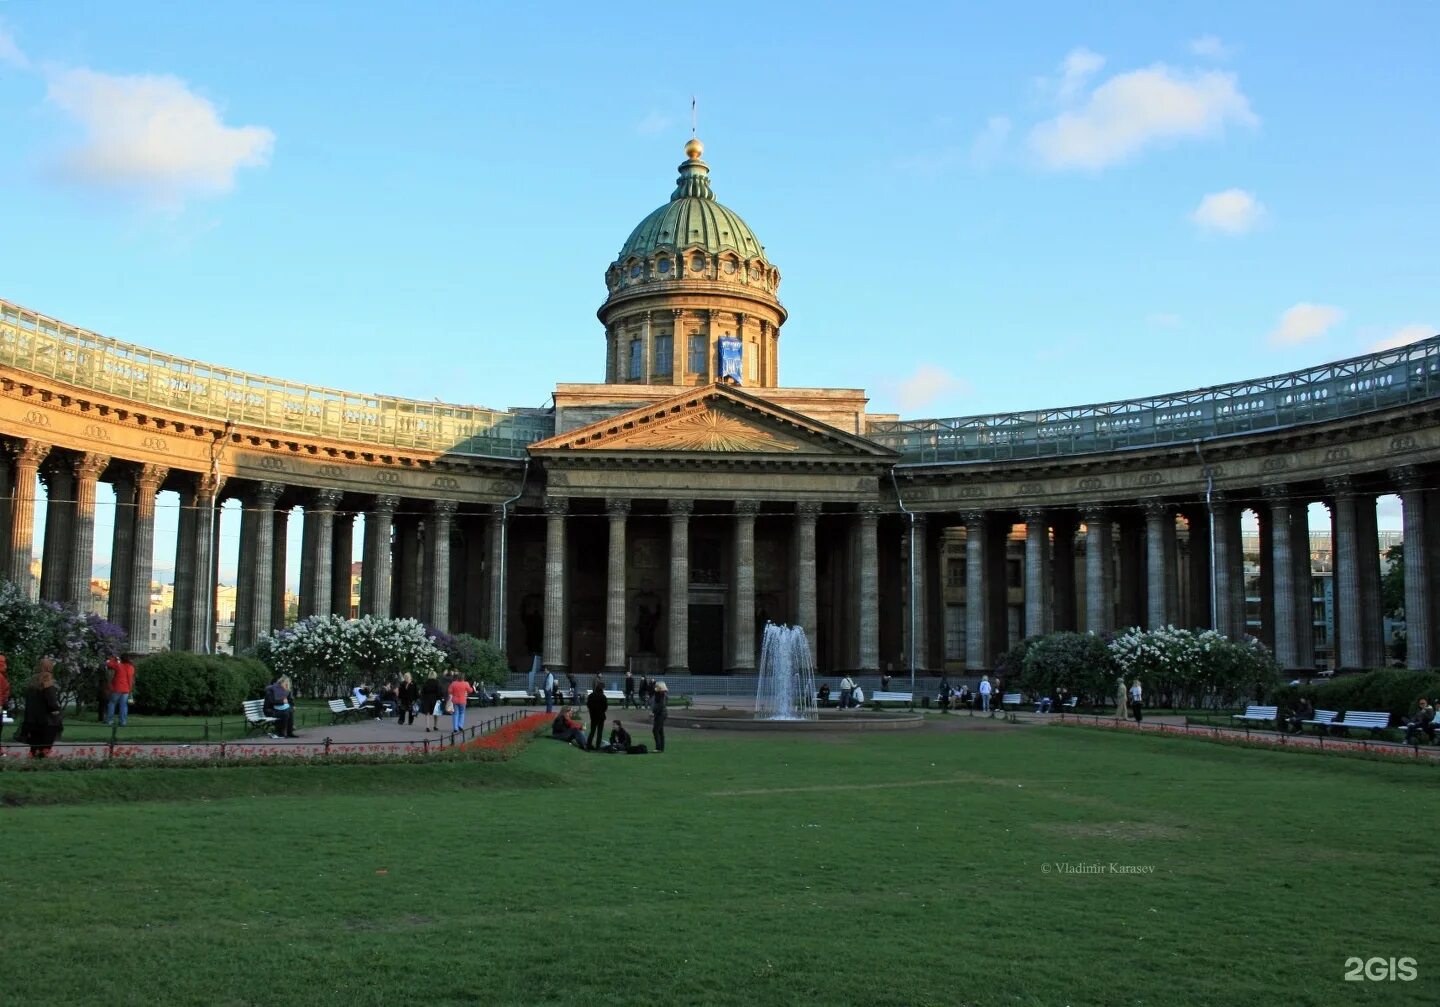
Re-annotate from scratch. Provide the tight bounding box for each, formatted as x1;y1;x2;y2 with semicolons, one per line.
970;115;1011;168
1030;62;1258;170
1370;323;1434;352
1057;47;1105;102
0;21;28;69
1191;188;1265;234
893;364;971;411
45;68;274;207
635;112;673;135
1268;303;1344;347
1190;35;1232;60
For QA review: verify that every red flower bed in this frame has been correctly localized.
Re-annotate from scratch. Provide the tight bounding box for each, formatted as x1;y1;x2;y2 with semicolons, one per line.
461;713;553;755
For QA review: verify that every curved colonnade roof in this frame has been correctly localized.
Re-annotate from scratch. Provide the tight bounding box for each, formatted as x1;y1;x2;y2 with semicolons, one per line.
2;298;1436;463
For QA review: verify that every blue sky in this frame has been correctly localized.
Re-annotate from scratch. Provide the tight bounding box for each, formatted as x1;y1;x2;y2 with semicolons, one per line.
5;2;1433;580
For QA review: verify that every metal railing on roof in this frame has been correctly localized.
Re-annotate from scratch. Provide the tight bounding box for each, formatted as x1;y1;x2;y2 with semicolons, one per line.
0;299;552;458
872;335;1440;464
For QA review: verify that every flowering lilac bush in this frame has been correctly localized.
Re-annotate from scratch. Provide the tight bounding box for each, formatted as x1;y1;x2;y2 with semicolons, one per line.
0;578;125;709
257;614;445;696
1108;625;1277;708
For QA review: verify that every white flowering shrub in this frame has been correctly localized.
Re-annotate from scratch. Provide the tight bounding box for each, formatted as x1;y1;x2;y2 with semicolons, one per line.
257;615;445;697
1108;626;1278;708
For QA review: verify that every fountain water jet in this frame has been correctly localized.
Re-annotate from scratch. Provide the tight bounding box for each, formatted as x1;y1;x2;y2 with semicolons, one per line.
754;622;818;721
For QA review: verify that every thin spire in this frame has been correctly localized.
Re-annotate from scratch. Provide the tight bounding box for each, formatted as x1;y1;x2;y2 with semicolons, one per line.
690;95;697;137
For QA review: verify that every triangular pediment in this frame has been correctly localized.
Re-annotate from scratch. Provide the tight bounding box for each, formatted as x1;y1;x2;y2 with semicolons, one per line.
529;384;896;459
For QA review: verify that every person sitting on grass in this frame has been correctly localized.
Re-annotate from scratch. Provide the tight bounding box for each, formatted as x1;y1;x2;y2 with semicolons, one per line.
607;719;632;752
551;708;588;750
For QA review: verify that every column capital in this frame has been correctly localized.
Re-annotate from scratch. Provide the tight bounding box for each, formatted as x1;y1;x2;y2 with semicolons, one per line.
735;499;761;518
137;464;170;494
313;488;344;511
1262;483;1290;501
1391;465;1424;492
253;480;284;507
1020;507;1046;524
1324;475;1354;498
543;496;569;517
7;438;50;466
72;452;109;480
1141;499;1170;519
671;308;683;318
372;494;400;513
857;501;880;520
909;510;928;527
605;497;631;518
1081;503;1108;523
669;498;694;518
795;501;822;519
431;498;458;518
963;510;987;529
38;457;74;489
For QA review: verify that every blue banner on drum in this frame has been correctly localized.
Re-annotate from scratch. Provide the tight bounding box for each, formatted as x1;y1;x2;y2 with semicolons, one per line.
718;336;743;383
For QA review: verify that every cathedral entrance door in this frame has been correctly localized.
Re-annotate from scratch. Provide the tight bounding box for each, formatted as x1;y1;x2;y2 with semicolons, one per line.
688;603;724;675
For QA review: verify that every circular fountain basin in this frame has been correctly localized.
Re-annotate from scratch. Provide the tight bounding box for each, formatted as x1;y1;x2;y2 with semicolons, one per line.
667;708;925;732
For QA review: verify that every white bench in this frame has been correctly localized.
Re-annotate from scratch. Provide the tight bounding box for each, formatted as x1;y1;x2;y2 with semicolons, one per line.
869;691;914;707
1231;705;1278;726
1301;709;1339;732
495;690;534;705
327;698;356;724
1329;710;1390;736
1000;692;1023;710
242;699;278;737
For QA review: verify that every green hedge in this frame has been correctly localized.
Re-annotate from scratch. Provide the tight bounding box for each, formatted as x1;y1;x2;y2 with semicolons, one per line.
1270;669;1440;721
132;653;271;716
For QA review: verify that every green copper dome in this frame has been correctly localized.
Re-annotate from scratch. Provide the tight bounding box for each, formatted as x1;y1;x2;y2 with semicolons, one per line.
616;140;767;262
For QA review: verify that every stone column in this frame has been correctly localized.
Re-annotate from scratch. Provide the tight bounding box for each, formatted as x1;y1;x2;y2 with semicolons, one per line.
38;458;74;602
1051;512;1077;632
1184;508;1212;630
731;500;760;671
964;511;988;671
542;496;568;672
1266;486;1301;671
642;311;653;384
4;439;49;595
1394;467;1436;668
392;514;419;619
488;506;505;643
1290;501;1315;671
1327;477;1364;670
427;499;457;633
0;451;10;556
795;501;820;650
856;503;880;672
1116;514;1146;629
268;506;289;631
330;511;355;617
1083;506;1113;633
1355;494;1385;667
1255;506;1274;650
1022;508;1050;638
1143;500;1174;629
1211;495;1245;638
171;481;199;649
125;464;169;653
604;498;629;674
108;469;139;638
67;453;108;611
301;489;342;619
242;482;282;648
361;496;398;617
904;512;929;672
667;499;692;674
187;475;220;651
672;309;686;384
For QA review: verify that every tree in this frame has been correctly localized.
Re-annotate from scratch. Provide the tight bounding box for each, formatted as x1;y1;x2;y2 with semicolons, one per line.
257;615;446;696
0;578;125;710
1381;543;1405;617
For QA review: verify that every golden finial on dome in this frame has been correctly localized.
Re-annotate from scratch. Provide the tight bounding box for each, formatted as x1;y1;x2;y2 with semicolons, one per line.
685;136;703;161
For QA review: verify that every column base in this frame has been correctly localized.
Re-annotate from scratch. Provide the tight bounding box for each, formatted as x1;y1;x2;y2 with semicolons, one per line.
727;665;757;675
543;663;569;675
602;665;626;677
664;665;689;676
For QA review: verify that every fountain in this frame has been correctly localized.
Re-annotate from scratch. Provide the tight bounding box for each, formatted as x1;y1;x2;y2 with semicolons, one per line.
754;623;818;721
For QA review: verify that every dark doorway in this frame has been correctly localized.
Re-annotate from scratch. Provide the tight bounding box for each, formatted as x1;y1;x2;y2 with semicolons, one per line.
688;604;724;675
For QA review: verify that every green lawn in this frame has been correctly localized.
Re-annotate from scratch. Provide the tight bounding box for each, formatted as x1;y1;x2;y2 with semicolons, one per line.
1;723;1436;1006
40;699;340;743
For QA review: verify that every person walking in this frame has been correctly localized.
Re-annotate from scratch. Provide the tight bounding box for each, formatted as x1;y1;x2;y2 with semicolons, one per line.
448;674;474;734
1114;677;1128;720
104;653;137;726
623;669;636;709
1129;679;1144;723
18;658;64;758
420;671;443;732
543;668;557;714
586;676;609;752
651;680;669;753
979;675;992;714
396;672;419;726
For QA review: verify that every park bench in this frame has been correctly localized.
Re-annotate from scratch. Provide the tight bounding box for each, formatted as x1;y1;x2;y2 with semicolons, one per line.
1231;705;1278;727
494;690;533;705
1000;692;1023;710
327;699;357;724
1300;709;1339;733
1328;710;1391;737
869;691;914;708
242;699;278;737
1061;696;1078;712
